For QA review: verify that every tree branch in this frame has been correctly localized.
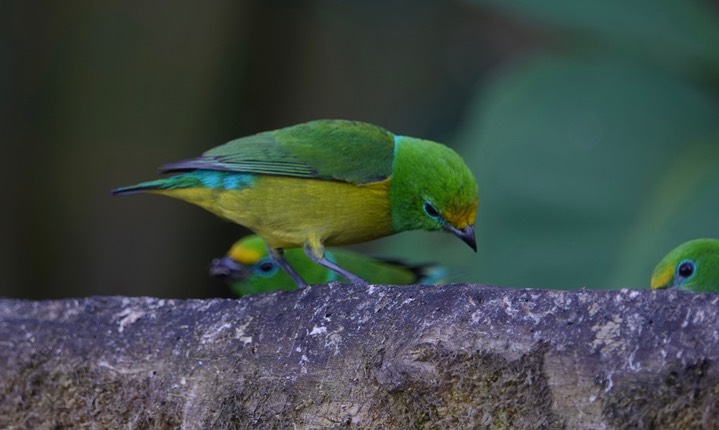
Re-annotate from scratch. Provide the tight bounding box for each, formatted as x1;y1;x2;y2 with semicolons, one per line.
1;284;718;429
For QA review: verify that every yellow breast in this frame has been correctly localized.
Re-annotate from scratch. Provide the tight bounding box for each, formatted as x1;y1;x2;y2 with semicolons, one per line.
155;175;394;248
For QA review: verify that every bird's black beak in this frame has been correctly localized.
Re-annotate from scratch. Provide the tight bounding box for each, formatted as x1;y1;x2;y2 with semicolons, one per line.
444;224;477;252
208;257;250;281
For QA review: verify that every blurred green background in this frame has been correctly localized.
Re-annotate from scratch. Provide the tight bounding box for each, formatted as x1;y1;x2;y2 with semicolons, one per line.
2;0;718;299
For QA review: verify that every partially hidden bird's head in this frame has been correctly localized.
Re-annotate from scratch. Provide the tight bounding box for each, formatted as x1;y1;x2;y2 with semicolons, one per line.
209;235;301;295
209;236;276;283
650;238;719;292
389;136;479;251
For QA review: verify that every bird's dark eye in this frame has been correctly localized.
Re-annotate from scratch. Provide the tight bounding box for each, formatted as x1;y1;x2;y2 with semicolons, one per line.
677;260;695;278
258;261;276;273
423;202;440;218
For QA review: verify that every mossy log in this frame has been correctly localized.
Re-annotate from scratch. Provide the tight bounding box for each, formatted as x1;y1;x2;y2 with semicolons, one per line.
1;284;718;429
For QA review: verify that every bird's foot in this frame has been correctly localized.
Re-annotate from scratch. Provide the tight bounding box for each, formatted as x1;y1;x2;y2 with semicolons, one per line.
303;245;368;286
268;247;309;288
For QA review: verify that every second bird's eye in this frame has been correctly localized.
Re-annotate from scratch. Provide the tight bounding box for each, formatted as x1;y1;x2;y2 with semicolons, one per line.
258;261;276;273
677;260;695;278
424;202;440;218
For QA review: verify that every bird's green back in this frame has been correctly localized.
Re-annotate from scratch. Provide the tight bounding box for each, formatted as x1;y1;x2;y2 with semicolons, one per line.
162;119;395;185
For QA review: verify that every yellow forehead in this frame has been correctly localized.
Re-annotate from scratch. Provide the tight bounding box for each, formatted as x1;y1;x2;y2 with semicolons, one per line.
650;265;673;290
228;242;264;265
443;196;479;229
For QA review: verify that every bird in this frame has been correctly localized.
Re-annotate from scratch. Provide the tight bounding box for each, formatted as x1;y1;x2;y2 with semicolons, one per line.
209;235;447;296
113;119;479;287
650;238;719;292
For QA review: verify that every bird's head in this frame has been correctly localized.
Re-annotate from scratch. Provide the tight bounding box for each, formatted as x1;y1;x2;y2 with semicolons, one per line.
209;236;280;283
650;238;719;292
390;136;479;251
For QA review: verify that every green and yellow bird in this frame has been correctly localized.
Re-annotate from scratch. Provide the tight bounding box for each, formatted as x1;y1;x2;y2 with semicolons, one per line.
113;119;478;287
210;235;447;296
650;238;719;292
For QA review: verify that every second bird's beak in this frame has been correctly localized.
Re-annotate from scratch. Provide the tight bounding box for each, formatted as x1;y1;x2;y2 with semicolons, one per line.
445;224;477;252
209;257;250;281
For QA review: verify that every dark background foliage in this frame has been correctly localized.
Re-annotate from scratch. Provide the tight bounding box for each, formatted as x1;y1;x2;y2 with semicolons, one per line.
2;0;718;298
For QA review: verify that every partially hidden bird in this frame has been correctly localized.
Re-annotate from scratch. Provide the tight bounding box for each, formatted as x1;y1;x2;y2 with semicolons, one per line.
650;238;719;292
209;235;447;296
113;119;479;287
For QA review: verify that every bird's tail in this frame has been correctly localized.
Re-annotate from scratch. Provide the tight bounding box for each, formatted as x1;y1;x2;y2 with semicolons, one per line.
412;263;448;285
113;170;255;196
112;174;203;195
375;257;448;285
112;179;162;195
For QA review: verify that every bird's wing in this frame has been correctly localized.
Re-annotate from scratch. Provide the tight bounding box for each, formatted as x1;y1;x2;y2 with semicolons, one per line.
161;120;396;185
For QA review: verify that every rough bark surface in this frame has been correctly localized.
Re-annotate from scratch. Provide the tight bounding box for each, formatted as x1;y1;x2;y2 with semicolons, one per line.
0;284;718;429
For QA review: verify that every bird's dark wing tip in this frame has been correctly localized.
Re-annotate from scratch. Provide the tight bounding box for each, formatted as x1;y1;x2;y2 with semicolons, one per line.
160;158;220;173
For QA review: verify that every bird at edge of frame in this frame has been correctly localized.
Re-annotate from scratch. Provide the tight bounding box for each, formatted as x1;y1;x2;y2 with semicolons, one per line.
113;119;479;288
650;238;719;292
209;235;448;296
